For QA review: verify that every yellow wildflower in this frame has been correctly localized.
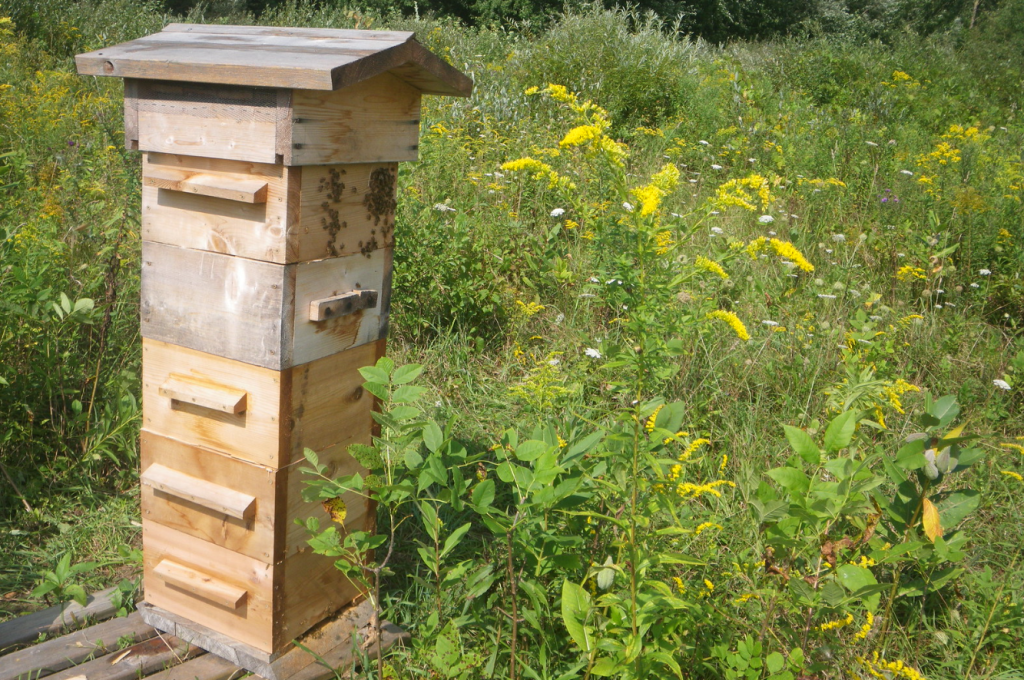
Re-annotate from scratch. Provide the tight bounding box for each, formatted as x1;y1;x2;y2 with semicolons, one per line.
655;230;675;255
707;310;750;341
560;125;602;148
897;265;927;281
704;579;714;593
680;438;710;461
769;239;814;272
631;163;680;217
854;611;874;640
675;479;735;499
999;442;1024;455
693;521;722;536
645;405;664;433
819;612;854;631
672;577;686;594
719;454;728;472
857;652;926;680
515;300;545;318
695;255;729;279
1001;470;1023;482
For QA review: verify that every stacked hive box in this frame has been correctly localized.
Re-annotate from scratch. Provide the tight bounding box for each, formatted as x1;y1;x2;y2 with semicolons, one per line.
76;24;471;666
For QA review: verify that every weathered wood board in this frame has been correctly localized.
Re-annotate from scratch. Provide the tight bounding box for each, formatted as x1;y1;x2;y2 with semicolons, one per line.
0;611;155;680
141;338;382;468
0;587;118;652
140;242;390;370
76;23;473;97
142;154;396;264
288;73;421;166
43;633;203;680
140;431;369;563
143;521;361;654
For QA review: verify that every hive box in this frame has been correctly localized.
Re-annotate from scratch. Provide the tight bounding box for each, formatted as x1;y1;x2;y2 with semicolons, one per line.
76;23;471;674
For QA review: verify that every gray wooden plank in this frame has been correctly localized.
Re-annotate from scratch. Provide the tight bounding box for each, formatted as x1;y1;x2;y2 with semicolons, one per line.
142;653;241;680
75;26;472;96
0;612;155;680
161;23;414;43
0;589;117;653
42;634;203;680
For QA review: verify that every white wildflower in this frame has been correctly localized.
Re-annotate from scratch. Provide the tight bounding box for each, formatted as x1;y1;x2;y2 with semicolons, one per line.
758;215;774;224
699;140;710;146
711;227;724;235
711;164;723;170
832;234;846;243
762;320;779;327
979;268;992;276
866;141;878;147
623;202;634;212
433;203;456;212
585;348;602;359
900;170;914;176
970;282;980;288
550;208;565;217
993;379;1011;391
817;294;837;299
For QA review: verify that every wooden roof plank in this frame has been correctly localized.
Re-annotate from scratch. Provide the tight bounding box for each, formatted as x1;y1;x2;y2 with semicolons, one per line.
161;22;415;42
0;587;118;652
76;24;472;96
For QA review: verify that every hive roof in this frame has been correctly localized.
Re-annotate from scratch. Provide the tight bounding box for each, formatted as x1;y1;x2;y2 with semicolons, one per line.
76;24;472;96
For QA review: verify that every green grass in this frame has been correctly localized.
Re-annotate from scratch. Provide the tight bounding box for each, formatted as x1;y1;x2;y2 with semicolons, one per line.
1;0;1023;677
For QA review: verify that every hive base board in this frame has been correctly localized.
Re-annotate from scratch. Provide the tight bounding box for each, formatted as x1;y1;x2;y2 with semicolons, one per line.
139;599;385;680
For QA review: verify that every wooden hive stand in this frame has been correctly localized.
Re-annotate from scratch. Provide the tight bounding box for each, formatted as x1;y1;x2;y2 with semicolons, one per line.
74;24;472;679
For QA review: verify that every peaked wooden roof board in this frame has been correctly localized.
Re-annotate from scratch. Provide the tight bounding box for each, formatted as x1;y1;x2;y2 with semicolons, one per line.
76;23;473;96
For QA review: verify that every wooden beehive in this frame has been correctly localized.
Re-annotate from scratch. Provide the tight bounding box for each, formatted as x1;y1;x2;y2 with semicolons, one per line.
76;24;471;672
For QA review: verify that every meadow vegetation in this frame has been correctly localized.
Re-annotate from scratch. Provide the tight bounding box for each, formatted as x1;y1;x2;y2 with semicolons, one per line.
0;0;1022;677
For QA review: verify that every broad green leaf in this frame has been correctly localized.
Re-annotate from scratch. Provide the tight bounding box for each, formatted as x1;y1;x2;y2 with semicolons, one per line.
441;522;471;557
766;652;786;674
783;425;820;464
391;364;424;385
837;564;877;593
515;440;548;462
392;385;427;404
591;658;618;676
895;439;926;470
560;580;593;652
303;448;319;468
929;395;960;427
403;449;423;469
767;467;810;495
358;365;390;384
472;479;495;508
935;489;980;527
423;421;443;453
823;410;859;452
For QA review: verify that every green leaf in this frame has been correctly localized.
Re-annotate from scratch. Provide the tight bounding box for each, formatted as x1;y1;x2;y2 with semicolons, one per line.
423;421;443;453
837;564;877;592
591;658;618;676
358;365;390;384
767;467;810;495
472;479;495;508
935;489;981;527
376;356;395;375
823;410;859;452
304;448;320;468
441;522;471;558
561;580;593;652
895;439;926;470
766;652;785;674
362;380;389;400
391;364;424;385
404;449;423;469
783;425;821;464
928;395;960;427
392;385;427;404
72;298;94;315
515;440;548;462
64;584;88;607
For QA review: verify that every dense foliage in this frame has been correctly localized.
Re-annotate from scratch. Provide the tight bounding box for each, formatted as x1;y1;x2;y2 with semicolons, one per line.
1;1;1023;678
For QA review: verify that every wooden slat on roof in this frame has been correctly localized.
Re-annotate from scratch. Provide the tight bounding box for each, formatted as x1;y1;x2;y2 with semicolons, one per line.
75;23;472;96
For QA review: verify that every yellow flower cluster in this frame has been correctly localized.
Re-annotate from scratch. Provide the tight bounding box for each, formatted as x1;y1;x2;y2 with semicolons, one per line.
857;652;926;680
999;442;1024;455
500;157;575;190
514;300;545;317
707;310;750;341
693;521;722;536
675;479;735;499
943;124;990;143
797;177;847;189
712;173;773;211
819;612;854;631
884;379;920;415
645;404;664;432
854;611;875;641
1001;470;1023;482
897;265;927;281
882;71;921;88
655;230;675;255
560;124;602;148
682;438;711;460
917;141;961;167
695;255;729;279
631;163;680;216
746;238;814;272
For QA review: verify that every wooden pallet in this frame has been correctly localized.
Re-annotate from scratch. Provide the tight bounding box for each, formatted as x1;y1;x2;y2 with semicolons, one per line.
0;594;407;680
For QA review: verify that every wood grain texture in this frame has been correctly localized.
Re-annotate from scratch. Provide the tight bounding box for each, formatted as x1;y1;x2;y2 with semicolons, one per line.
153;560;249;609
288;73;421;165
142;338;287;468
0;611;155;680
141;153;292;264
141;338;382;468
143;652;240;680
158;373;248;414
293;163;396;261
144;521;275;652
140;242;290;369
0;587;117;651
43;633;202;680
140;431;369;562
144;166;268;203
143;521;361;654
138;110;279;164
76;25;472;97
141;242;387;369
142;463;256;521
124;78;140;150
